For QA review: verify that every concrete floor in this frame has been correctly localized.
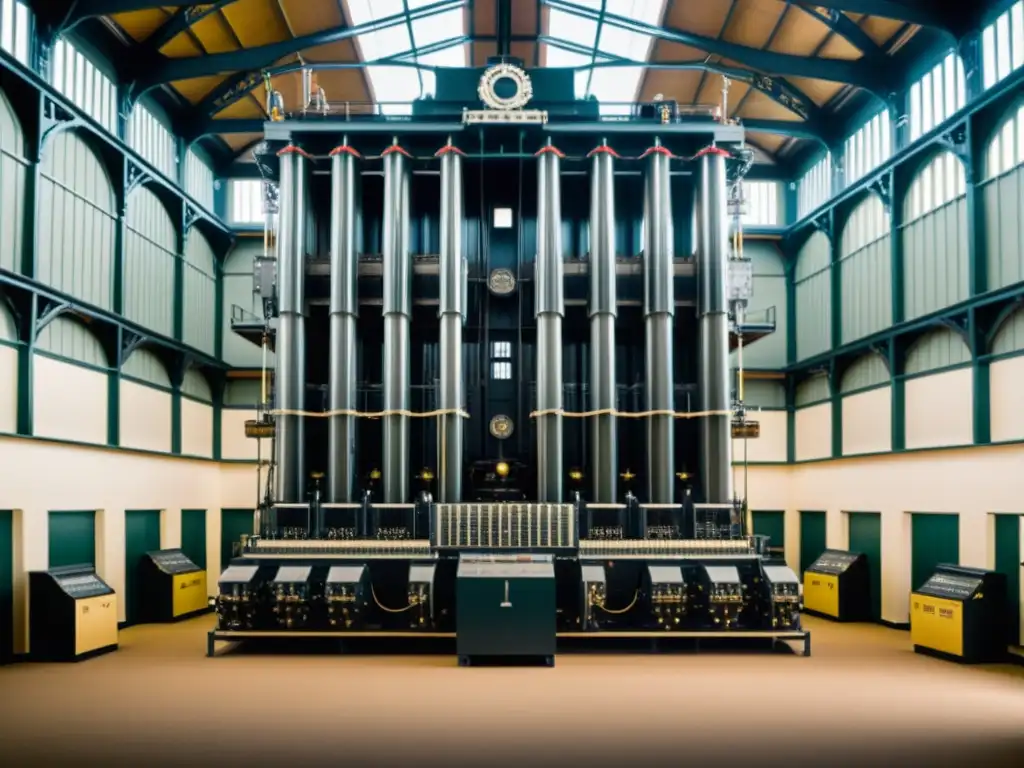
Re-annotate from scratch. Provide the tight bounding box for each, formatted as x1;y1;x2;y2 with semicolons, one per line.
1;615;1023;767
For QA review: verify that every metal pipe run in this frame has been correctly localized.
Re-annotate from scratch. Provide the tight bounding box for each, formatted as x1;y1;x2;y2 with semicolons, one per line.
274;146;309;503
437;140;465;503
535;142;565;502
696;149;733;504
382;140;412;504
643;141;675;504
327;142;361;503
588;142;618;504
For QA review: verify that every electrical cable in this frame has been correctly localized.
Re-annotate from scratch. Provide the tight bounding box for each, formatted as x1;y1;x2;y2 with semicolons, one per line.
370;584;416;613
595;589;639;614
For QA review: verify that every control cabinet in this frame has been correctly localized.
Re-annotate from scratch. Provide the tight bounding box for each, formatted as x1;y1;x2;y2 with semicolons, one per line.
325;565;368;630
911;564;1007;663
701;565;745;629
270;566;314;630
579;563;607;630
803;549;871;621
762;565;801;630
645;564;688;630
29;565;118;661
408;563;437;630
140;549;208;623
456;554;556;666
216;565;263;630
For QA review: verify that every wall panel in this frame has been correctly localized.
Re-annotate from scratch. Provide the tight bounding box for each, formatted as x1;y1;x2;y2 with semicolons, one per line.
991;308;1024;442
37;131;116;311
221;409;259;460
33;356;107;444
905;370;973;449
911;513;960;592
732;410;787;463
730;242;786;369
795;403;831;461
839;194;892;343
120;380;172;452
222;240;271;368
799;510;827;575
183;228;217;356
0;85;26;276
48;510;96;569
842;387;892;456
182;399;213;458
123;186;176;337
794;231;831;361
0;303;16;434
903;153;969;320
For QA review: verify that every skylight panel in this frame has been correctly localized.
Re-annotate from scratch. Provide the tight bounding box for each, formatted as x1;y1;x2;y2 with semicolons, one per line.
549;8;598;51
365;66;421;115
588;66;645;115
596;24;652;62
412;8;464;48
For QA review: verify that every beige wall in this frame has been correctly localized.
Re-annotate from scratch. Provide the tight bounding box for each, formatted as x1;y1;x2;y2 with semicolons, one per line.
732;409;787;463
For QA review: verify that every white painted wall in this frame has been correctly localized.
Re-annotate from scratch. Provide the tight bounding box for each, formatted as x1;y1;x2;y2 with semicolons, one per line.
732;409;787;463
905;369;973;449
842;387;891;455
181;399;214;458
120;379;172;452
795;403;831;460
991;356;1024;442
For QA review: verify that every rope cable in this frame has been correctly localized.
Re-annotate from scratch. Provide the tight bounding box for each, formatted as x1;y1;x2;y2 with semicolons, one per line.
268;407;469;419
529;407;735;419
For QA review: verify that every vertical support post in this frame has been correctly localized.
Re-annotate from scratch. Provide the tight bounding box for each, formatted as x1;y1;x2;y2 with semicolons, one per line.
696;149;733;503
328;141;362;503
273;145;309;503
382;140;412;504
588;141;618;504
535;141;565;503
643;140;675;504
437;140;465;503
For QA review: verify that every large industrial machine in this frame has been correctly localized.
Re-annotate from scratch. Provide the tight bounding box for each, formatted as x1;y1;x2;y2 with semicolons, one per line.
211;52;805;659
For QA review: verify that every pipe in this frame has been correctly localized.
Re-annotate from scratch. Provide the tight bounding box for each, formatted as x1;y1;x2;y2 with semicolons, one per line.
273;146;308;503
382;140;412;504
696;149;733;504
302;67;313;110
437;140;465;503
588;142;618;504
643;141;675;504
327;141;361;503
535;142;565;502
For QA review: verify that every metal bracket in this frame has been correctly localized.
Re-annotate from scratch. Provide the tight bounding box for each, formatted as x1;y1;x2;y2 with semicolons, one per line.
35;300;70;335
868;176;892;210
938;124;970;164
121;331;147;364
126;161;151;199
937;316;970;345
184;203;202;233
39;97;79;150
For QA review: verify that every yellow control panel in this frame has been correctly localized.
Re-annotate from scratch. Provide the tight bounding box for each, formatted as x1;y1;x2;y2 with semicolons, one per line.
75;595;119;656
803;572;839;617
910;593;964;657
172;572;208;618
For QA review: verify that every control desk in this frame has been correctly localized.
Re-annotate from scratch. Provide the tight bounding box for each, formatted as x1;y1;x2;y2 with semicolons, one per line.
911;564;1007;662
803;549;871;621
140;549;208;623
29;564;118;661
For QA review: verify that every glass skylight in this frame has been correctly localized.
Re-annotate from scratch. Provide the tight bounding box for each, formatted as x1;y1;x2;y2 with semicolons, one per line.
545;0;663;114
346;0;467;114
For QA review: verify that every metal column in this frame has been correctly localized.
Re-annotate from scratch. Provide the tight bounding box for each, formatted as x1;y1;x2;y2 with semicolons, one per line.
696;149;734;504
327;142;360;503
643;142;675;504
437;141;465;503
382;141;412;504
588;143;618;504
535;142;565;502
273;146;308;503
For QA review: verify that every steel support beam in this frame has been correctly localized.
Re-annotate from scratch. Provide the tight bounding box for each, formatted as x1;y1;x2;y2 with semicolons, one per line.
543;0;888;91
793;1;957;31
794;4;886;58
142;1;241;53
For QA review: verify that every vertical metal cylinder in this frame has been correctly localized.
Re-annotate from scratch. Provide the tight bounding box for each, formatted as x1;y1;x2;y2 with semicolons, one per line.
588;146;617;503
437;143;464;503
696;150;733;504
535;145;564;502
382;143;411;504
327;144;360;503
274;147;308;503
643;144;675;504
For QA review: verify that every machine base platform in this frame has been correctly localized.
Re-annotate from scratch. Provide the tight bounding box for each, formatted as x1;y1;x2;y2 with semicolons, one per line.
206;629;810;658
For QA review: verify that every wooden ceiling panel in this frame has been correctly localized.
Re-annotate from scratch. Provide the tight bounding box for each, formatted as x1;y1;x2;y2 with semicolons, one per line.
861;16;911;47
785;76;844;107
723;0;787;50
302;39;361;63
512;0;539;34
651;40;706;62
474;0;496;36
666;0;734;39
769;8;830;57
473;42;498;66
170;75;228;104
511;42;536;64
160;34;204;58
641;69;702;105
278;0;345;36
701;72;748;110
221;0;292;48
190;13;242;55
220;132;263;151
745;130;786;154
736;89;800;121
216;97;264;119
110;9;171;43
816;33;861;61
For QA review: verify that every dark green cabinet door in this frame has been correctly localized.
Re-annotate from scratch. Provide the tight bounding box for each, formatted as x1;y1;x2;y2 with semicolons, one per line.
125;510;161;626
994;515;1021;646
848;512;881;621
753;511;786;558
799;511;827;575
0;510;12;663
911;513;959;592
48;511;96;569
221;509;254;570
181;509;207;570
